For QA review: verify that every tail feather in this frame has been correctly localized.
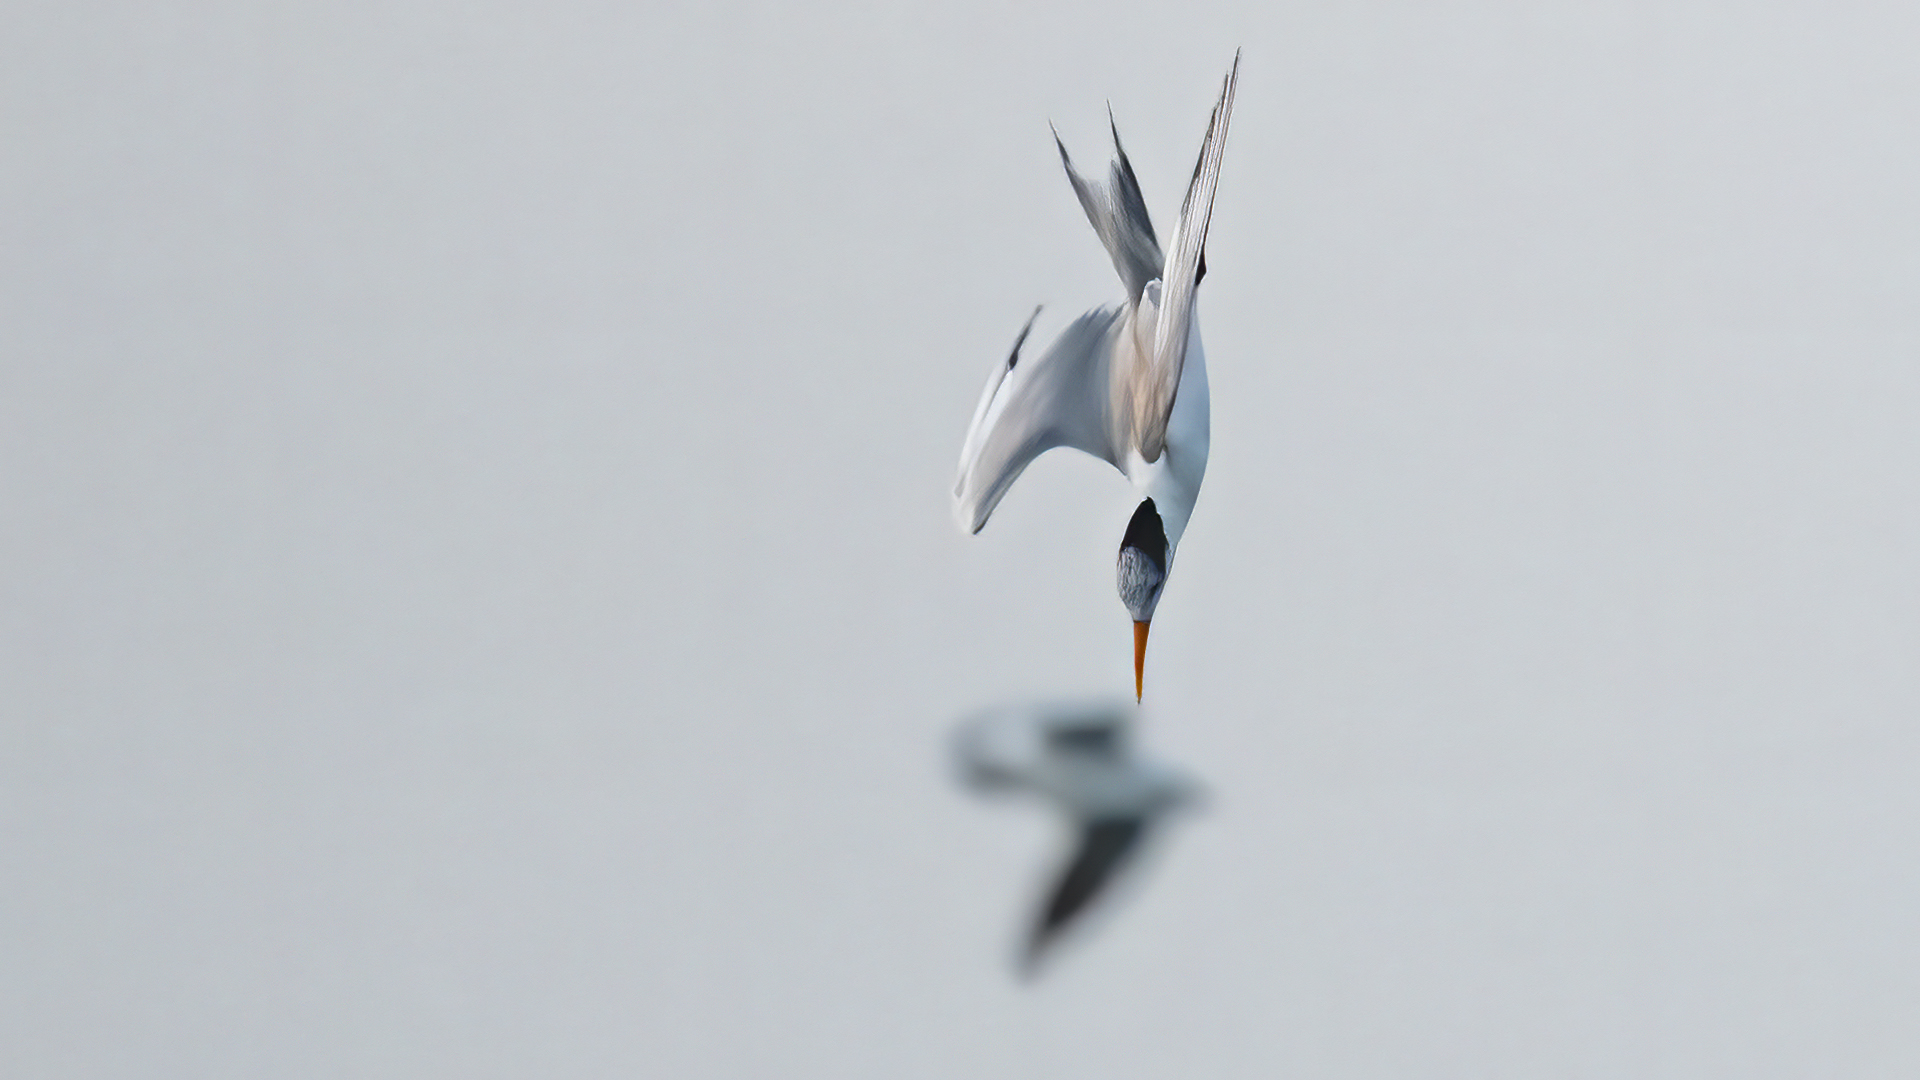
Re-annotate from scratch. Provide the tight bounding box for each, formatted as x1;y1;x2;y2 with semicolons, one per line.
1054;122;1164;304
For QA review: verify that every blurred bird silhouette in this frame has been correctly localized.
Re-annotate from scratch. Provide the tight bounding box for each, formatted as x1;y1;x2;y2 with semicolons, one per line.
951;700;1201;975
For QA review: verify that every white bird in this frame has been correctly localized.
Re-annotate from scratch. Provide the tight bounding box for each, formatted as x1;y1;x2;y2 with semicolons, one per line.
952;700;1200;974
954;54;1240;701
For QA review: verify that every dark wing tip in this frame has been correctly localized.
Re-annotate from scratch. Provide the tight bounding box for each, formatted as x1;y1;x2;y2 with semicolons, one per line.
1021;912;1065;977
1022;818;1147;971
1006;305;1043;371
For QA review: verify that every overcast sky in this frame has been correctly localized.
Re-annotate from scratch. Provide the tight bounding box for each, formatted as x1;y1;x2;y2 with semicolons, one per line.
7;1;1920;1076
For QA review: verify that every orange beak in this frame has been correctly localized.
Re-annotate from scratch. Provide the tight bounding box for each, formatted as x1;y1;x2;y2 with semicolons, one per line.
1132;620;1151;702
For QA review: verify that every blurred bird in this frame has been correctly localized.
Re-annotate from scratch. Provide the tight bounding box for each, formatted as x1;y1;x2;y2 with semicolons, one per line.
954;54;1240;701
952;700;1200;975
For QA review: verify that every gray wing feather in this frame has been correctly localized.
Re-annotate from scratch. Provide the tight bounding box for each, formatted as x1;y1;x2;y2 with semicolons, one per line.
954;307;1126;534
1136;51;1239;462
1055;122;1164;304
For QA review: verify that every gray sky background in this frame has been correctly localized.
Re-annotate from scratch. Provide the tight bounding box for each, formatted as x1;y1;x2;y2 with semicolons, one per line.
7;1;1920;1076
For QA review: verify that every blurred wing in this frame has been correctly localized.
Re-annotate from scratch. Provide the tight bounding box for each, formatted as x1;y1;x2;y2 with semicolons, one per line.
950;710;1030;793
954;306;1126;534
1135;52;1238;462
1023;817;1146;971
1055;118;1163;304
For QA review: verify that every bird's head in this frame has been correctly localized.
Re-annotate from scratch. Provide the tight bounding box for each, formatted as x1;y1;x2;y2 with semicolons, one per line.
1116;498;1170;701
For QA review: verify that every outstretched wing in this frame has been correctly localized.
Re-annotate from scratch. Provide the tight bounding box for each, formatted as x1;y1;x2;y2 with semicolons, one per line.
953;306;1125;534
1023;817;1147;972
1055;114;1163;304
1134;51;1239;463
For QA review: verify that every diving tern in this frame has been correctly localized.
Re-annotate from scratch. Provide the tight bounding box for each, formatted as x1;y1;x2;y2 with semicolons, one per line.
952;700;1200;974
954;54;1239;701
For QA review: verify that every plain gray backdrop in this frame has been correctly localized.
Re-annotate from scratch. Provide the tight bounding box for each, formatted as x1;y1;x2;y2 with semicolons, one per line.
6;1;1920;1076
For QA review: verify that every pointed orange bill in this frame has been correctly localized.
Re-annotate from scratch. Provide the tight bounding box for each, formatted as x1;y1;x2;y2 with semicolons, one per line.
1132;620;1151;702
